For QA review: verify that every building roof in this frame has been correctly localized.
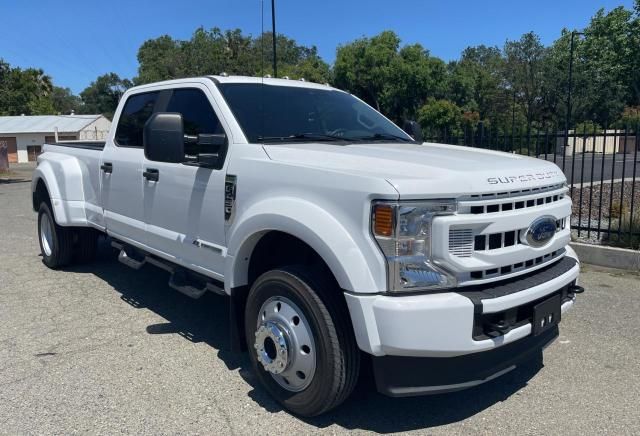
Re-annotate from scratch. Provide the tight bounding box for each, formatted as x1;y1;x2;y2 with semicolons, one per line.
0;114;105;134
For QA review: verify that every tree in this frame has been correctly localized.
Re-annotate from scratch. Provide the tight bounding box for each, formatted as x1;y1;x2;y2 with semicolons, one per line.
134;28;330;85
417;98;463;137
616;106;640;128
0;59;55;115
80;73;132;119
448;45;509;122
51;86;81;114
135;35;185;84
579;6;637;123
334;31;401;113
334;31;446;123
504;32;548;130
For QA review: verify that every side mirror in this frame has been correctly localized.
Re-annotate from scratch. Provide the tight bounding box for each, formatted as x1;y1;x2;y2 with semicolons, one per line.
197;133;226;148
402;120;423;142
194;133;227;167
143;112;185;163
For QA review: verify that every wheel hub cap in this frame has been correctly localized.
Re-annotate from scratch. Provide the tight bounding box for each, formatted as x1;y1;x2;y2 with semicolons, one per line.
254;296;316;392
254;321;289;374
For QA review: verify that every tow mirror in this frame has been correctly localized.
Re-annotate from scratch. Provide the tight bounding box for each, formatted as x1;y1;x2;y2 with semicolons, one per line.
402;120;424;142
196;133;226;148
143;112;185;163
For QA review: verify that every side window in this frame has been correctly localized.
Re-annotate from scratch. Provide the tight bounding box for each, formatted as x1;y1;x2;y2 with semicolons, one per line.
114;92;159;147
166;88;224;159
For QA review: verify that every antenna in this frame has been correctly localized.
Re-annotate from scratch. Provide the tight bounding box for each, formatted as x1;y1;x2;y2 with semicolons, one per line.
271;0;277;77
261;0;265;143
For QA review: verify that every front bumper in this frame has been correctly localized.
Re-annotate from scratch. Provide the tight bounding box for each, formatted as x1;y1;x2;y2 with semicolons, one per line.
344;247;580;358
372;325;558;397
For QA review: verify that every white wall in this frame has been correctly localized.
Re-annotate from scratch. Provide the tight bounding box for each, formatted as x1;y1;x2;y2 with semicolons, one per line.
15;133;47;162
79;116;112;140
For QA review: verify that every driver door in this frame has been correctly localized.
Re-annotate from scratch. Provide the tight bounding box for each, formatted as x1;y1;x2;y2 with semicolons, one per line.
143;86;229;278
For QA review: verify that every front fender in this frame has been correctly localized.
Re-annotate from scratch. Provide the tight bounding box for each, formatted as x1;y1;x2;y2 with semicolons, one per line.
226;197;386;294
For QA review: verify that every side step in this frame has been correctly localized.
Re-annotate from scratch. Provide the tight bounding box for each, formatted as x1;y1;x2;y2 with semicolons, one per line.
169;270;208;299
111;240;225;299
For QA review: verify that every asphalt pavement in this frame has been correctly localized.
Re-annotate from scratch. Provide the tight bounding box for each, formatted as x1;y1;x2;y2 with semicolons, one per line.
1;179;640;434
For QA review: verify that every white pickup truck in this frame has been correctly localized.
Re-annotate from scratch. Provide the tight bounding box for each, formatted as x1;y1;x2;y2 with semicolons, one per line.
32;76;583;416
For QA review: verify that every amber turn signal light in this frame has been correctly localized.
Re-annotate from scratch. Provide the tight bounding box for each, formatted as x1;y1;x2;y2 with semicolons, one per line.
373;204;394;237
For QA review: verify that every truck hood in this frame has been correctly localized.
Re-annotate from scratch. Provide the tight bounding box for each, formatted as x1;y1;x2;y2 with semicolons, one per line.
263;141;567;198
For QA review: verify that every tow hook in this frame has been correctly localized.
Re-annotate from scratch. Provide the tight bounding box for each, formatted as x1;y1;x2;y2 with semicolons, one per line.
568;285;585;294
486;319;511;336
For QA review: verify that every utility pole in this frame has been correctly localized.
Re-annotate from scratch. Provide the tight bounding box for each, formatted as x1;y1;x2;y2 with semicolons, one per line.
271;0;277;77
565;31;584;133
563;30;584;161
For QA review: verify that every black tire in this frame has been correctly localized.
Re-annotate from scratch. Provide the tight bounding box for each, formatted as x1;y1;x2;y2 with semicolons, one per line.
37;202;73;269
244;266;360;417
74;228;98;263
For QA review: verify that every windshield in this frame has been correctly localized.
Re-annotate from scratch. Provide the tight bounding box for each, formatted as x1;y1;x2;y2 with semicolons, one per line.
217;83;414;144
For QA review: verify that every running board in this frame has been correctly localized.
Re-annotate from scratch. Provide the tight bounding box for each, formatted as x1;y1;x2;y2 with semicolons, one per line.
111;240;225;299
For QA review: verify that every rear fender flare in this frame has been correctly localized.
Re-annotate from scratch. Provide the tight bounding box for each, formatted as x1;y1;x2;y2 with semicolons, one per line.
31;156;87;226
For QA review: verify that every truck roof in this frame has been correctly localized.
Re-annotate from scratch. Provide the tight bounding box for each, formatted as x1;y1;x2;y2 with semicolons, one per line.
128;75;340;94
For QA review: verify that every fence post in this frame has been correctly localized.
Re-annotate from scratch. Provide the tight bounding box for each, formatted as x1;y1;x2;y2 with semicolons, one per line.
596;124;608;239
576;124;588;237
587;122;598;239
617;125;629;242
605;128;618;240
629;123;639;248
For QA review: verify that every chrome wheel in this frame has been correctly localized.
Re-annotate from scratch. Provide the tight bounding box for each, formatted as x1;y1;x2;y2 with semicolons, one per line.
254;296;316;392
40;212;53;257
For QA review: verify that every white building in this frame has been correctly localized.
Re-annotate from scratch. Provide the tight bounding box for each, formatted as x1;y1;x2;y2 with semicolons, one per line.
0;114;111;163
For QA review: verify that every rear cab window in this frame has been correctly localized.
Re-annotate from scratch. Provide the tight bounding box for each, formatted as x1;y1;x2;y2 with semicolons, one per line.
114;92;159;147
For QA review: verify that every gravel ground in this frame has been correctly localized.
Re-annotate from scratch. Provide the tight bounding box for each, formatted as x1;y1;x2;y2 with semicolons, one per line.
570;181;640;220
2;180;640;434
569;181;639;245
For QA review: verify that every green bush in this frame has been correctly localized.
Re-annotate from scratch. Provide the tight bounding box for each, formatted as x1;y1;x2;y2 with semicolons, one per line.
607;206;640;249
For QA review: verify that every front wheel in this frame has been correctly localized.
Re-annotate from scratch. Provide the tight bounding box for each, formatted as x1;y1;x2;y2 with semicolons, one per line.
244;266;360;417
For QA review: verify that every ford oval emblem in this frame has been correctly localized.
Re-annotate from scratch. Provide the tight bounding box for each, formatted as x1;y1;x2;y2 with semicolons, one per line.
523;216;557;247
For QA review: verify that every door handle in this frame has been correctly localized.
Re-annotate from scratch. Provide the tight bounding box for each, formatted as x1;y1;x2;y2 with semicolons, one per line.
101;162;113;173
143;168;159;182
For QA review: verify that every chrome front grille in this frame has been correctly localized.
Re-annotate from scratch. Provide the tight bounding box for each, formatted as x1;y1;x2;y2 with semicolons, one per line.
448;218;567;257
438;185;572;286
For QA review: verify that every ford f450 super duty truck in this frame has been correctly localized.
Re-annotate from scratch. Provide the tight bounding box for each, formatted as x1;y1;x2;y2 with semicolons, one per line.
32;76;583;416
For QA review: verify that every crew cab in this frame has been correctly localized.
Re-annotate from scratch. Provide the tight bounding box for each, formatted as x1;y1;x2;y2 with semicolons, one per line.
32;76;582;416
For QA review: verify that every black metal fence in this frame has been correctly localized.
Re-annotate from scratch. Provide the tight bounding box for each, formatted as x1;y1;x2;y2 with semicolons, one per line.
424;123;640;250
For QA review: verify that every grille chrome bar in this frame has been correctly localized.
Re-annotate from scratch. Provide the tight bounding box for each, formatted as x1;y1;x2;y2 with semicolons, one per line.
448;229;474;257
465;248;566;283
458;185;568;215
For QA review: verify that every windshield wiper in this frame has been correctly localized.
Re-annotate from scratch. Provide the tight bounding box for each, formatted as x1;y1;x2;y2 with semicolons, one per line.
348;133;415;143
258;133;346;142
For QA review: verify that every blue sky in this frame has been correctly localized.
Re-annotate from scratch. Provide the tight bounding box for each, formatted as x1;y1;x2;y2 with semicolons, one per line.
0;0;634;94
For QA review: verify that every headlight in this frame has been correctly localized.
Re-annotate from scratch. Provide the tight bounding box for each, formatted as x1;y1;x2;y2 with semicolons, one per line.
371;200;457;293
